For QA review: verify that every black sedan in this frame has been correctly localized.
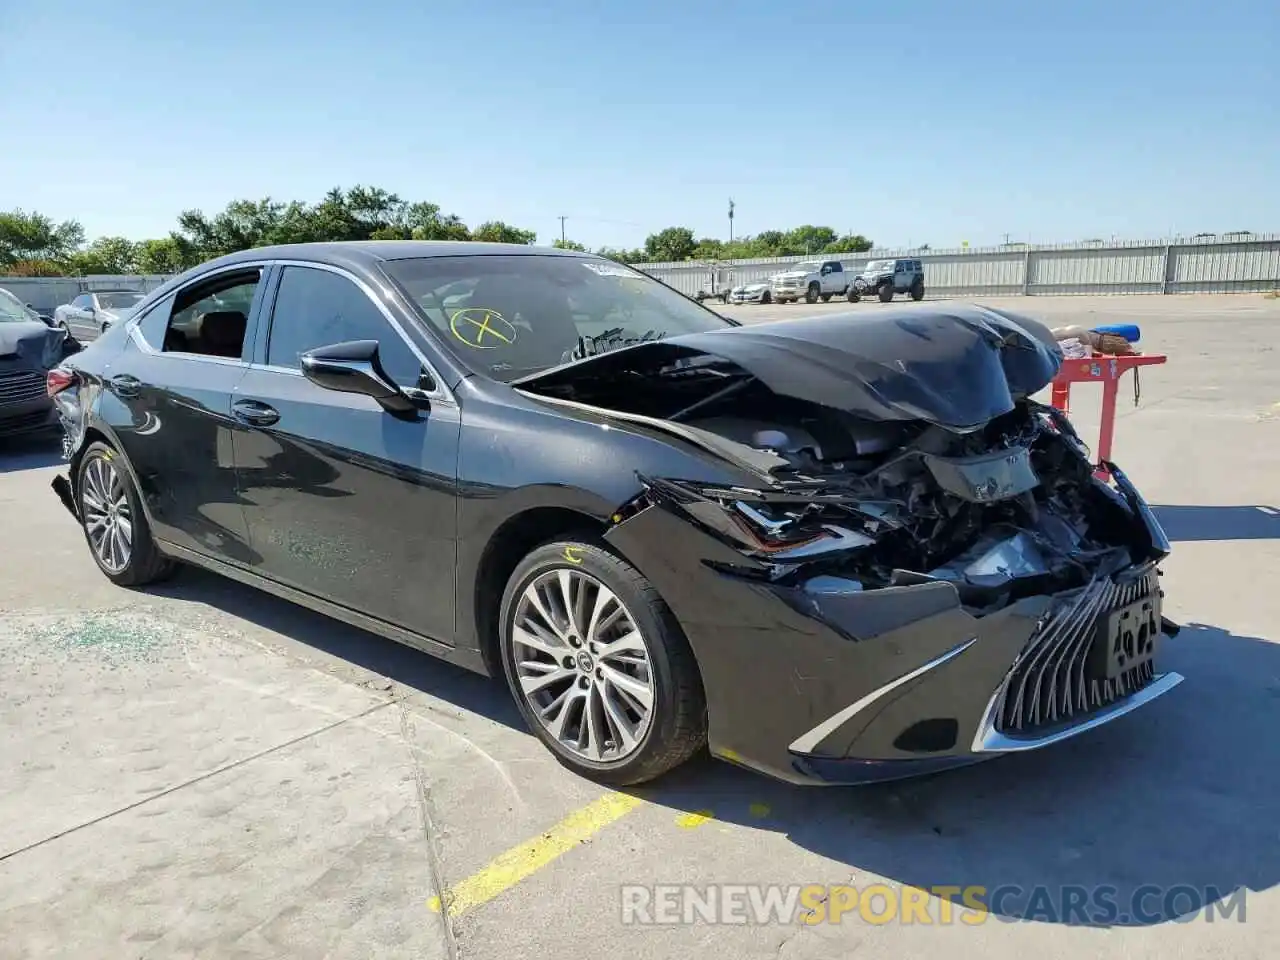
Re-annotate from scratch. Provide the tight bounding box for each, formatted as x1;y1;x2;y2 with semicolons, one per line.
47;241;1182;786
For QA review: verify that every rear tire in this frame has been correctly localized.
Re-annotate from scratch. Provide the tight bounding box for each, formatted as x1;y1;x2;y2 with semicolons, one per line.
878;283;895;302
76;442;175;586
498;538;707;786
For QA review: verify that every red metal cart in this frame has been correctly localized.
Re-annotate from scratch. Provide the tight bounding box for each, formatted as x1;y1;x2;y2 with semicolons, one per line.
1049;353;1167;480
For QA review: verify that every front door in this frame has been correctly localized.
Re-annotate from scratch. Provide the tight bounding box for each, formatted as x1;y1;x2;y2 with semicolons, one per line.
231;263;461;646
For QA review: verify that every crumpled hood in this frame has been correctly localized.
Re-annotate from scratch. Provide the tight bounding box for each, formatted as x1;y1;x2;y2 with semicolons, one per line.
0;320;70;370
516;305;1064;431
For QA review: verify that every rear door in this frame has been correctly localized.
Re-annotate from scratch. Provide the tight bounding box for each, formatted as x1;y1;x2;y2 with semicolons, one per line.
105;264;270;563
894;260;911;291
231;262;461;646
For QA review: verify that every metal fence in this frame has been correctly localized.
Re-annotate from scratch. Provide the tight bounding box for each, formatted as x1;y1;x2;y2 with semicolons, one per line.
4;233;1279;310
0;274;176;315
631;233;1280;299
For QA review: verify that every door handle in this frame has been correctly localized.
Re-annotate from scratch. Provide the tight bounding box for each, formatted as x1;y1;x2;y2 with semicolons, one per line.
232;399;280;426
107;374;142;398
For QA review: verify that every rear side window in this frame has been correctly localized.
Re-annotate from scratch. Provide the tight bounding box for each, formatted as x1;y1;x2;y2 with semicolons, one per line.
160;269;261;359
135;294;176;348
265;266;424;386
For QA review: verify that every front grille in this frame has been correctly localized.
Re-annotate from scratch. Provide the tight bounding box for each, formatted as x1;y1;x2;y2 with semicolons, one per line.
0;371;46;406
995;569;1160;734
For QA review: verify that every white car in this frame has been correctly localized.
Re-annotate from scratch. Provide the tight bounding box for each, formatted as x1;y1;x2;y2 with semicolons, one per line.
728;281;773;304
54;290;146;335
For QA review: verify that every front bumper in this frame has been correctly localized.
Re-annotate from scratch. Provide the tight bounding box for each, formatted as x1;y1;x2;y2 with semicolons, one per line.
770;285;806;299
0;396;59;437
604;467;1181;786
730;290;769;303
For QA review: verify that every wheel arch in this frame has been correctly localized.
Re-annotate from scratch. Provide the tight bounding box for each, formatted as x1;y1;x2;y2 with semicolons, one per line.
471;504;608;676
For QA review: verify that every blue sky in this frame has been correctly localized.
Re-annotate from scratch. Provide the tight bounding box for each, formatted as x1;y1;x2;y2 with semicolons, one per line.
2;0;1276;252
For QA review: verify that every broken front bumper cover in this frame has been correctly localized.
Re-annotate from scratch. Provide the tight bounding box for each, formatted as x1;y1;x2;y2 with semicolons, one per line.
603;462;1181;786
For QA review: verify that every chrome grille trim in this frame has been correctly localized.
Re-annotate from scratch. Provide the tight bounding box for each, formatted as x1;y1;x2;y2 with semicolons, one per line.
996;569;1160;735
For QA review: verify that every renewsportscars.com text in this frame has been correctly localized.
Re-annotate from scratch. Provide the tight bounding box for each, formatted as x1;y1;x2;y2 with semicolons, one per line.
619;883;1248;926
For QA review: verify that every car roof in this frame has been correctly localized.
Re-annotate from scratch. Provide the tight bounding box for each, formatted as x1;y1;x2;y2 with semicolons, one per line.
201;240;594;273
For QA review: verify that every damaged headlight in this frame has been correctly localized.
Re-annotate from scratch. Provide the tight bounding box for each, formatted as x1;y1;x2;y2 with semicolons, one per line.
633;476;880;562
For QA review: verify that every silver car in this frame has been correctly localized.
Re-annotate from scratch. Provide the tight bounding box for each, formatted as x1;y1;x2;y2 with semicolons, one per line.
54;290;146;335
728;281;772;304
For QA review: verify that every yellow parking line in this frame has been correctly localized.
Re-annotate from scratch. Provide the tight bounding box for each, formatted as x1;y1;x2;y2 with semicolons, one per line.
675;809;715;829
427;792;644;917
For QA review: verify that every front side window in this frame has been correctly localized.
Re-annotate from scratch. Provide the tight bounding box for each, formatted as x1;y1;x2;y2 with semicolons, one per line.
266;266;424;386
382;254;732;383
72;294;92;310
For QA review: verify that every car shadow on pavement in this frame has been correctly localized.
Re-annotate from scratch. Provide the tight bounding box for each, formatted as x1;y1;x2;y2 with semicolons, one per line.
1152;504;1280;541
145;566;1276;928
148;566;524;729
632;621;1279;928
0;435;64;474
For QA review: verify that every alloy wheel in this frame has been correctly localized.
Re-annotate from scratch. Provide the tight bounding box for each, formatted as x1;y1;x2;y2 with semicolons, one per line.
511;568;655;763
81;456;132;573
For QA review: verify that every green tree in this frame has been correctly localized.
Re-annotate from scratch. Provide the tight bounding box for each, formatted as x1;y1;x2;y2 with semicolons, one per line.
0;209;85;268
136;237;196;274
552;238;587;251
66;236;139;275
782;225;838;255
471;221;536;244
824;233;874;254
643;226;697;262
594;246;645;264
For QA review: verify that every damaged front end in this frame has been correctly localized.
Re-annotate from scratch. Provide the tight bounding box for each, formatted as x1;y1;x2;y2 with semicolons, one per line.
527;306;1181;783
635;399;1169;617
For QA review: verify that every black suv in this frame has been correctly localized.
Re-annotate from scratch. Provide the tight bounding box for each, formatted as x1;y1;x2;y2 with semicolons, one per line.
848;258;926;303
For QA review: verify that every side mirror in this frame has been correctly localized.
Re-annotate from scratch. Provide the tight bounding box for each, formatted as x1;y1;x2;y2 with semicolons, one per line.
299;339;418;413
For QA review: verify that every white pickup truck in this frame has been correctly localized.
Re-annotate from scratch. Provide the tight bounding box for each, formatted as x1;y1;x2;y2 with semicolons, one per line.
768;259;849;304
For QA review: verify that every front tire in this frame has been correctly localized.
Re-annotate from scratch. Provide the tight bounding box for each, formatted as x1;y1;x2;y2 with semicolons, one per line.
878;283;895;302
498;538;706;786
910;278;925;301
847;286;861;303
805;283;820;304
76;442;174;586
761;290;772;304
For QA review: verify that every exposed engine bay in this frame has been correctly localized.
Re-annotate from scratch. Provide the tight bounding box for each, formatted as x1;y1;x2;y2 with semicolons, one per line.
516;307;1165;616
664;396;1151;614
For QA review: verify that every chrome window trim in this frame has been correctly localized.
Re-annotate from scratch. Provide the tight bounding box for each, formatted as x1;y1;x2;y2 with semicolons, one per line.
268;259;455;405
126;261;269;368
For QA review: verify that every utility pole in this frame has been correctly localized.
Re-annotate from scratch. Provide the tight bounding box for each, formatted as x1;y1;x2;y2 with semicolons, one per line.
558;216;567;244
728;199;735;244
